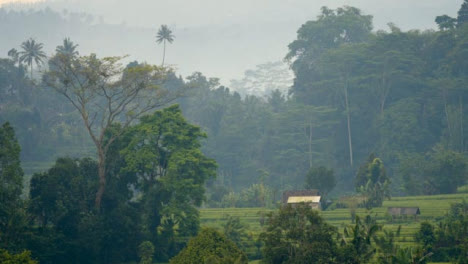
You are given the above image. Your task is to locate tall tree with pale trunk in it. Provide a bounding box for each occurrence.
[44,54,181,210]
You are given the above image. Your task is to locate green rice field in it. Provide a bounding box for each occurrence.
[200,193,468,261]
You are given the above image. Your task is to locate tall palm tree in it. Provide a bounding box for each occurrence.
[19,38,47,79]
[156,24,175,66]
[56,37,79,58]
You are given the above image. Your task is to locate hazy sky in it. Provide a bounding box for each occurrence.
[0,0,43,5]
[17,0,459,30]
[1,0,464,84]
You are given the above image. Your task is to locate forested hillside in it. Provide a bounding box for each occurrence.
[178,5,468,200]
[1,4,468,198]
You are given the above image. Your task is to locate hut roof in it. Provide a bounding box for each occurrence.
[282,190,320,204]
[387,207,420,216]
[287,196,321,203]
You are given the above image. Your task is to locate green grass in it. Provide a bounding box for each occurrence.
[200,193,468,251]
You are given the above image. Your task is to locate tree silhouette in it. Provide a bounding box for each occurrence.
[45,54,181,209]
[458,0,468,26]
[55,37,79,59]
[156,24,174,66]
[7,48,19,65]
[19,38,47,79]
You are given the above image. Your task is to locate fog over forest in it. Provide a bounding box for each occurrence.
[2,0,468,263]
[0,0,463,85]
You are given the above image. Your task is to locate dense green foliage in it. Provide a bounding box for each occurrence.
[222,215,251,251]
[259,204,429,264]
[400,147,468,195]
[1,106,216,263]
[169,228,247,264]
[338,215,382,263]
[121,105,217,260]
[0,55,91,162]
[0,249,37,264]
[355,155,390,208]
[305,166,336,196]
[173,4,468,200]
[138,241,155,264]
[416,200,468,262]
[0,122,27,252]
[260,204,337,263]
[3,3,468,199]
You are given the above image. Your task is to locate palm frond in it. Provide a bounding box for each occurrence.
[156,24,175,44]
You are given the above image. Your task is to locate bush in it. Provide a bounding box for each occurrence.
[170,228,247,264]
[0,249,37,264]
[138,241,155,264]
[260,204,337,263]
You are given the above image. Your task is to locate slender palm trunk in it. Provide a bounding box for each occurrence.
[162,40,166,66]
[344,79,354,167]
[30,63,33,79]
[309,122,313,168]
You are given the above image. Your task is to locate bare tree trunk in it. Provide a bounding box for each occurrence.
[47,54,180,211]
[344,80,354,167]
[380,74,388,114]
[461,97,464,151]
[95,148,106,210]
[443,89,453,141]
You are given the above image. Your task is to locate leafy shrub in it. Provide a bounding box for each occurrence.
[170,228,247,264]
[0,249,37,264]
[260,204,337,263]
[138,241,155,264]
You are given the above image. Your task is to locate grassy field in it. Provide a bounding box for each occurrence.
[200,193,468,260]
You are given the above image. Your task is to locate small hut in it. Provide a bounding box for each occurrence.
[282,190,321,209]
[387,207,420,220]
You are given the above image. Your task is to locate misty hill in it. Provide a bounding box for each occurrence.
[0,7,294,85]
[1,0,463,86]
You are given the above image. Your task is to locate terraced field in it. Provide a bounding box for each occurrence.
[200,193,468,253]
